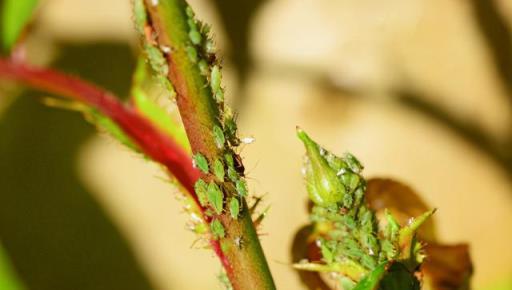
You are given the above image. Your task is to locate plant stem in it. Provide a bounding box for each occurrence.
[140,1,276,289]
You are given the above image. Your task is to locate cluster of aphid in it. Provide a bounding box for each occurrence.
[182,5,251,241]
[134,0,251,242]
[296,129,431,285]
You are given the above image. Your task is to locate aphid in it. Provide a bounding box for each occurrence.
[234,236,243,249]
[194,179,208,206]
[224,153,235,168]
[192,153,209,174]
[185,6,194,17]
[214,89,224,103]
[224,117,239,146]
[212,125,225,149]
[227,167,239,183]
[160,45,171,54]
[189,29,202,45]
[229,198,240,220]
[198,59,209,76]
[186,46,198,63]
[235,179,248,197]
[212,158,225,182]
[241,136,255,144]
[210,219,225,239]
[151,0,159,6]
[233,154,245,175]
[343,153,363,173]
[207,181,224,215]
[204,39,216,55]
[210,65,221,93]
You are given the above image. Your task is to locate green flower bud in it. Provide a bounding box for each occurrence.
[297,127,346,206]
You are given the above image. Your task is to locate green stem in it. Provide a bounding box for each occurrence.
[138,1,276,289]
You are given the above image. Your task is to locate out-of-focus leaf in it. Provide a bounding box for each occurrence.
[366,178,473,290]
[86,109,139,151]
[290,225,330,290]
[0,243,25,290]
[366,178,437,241]
[131,57,190,152]
[352,262,388,290]
[422,244,473,290]
[378,263,420,290]
[1,0,38,52]
[42,97,139,151]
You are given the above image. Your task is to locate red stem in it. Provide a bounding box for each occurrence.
[0,58,230,269]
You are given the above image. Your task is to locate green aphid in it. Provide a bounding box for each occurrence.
[207,182,224,215]
[384,209,400,241]
[224,117,239,145]
[210,219,225,239]
[187,19,198,31]
[235,179,248,197]
[343,153,363,173]
[189,29,202,45]
[224,153,235,168]
[194,179,208,206]
[213,125,225,149]
[214,89,224,103]
[341,172,360,192]
[227,167,239,182]
[186,46,198,63]
[193,153,209,173]
[198,59,209,76]
[297,128,346,207]
[213,158,225,182]
[210,65,221,93]
[320,242,334,264]
[204,39,215,55]
[185,6,195,17]
[229,198,240,220]
[193,223,208,234]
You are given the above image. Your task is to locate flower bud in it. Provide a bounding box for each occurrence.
[297,127,346,206]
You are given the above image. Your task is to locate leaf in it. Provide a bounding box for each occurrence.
[0,243,25,290]
[290,225,331,290]
[352,262,388,290]
[422,244,473,290]
[131,57,190,152]
[365,178,437,242]
[1,0,38,52]
[87,110,139,151]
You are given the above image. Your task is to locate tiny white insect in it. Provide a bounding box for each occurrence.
[160,45,171,54]
[151,0,159,6]
[241,136,255,144]
[234,236,243,249]
[190,212,202,223]
[336,168,346,176]
[301,167,307,176]
[368,248,375,256]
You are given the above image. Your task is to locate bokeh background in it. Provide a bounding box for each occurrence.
[0,0,511,289]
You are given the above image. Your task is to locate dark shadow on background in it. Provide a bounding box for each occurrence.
[211,0,266,109]
[398,90,512,178]
[469,0,512,98]
[0,43,156,290]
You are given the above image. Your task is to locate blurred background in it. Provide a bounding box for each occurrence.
[0,0,511,289]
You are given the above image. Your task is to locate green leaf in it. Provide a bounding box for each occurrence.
[87,110,139,151]
[131,57,190,152]
[1,0,38,52]
[353,262,388,290]
[0,243,25,290]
